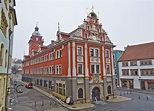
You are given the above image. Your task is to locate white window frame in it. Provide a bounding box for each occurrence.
[91,64,100,74]
[50,52,54,60]
[90,48,100,57]
[106,49,110,58]
[55,65,62,74]
[56,50,62,58]
[77,46,83,56]
[77,63,83,74]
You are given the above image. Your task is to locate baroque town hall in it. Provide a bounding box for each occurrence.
[22,9,116,103]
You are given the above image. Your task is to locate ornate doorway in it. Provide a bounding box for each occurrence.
[92,87,100,101]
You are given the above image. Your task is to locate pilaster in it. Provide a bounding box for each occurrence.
[72,42,76,76]
[84,43,89,77]
[68,42,71,77]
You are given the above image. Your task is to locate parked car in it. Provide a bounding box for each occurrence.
[25,83,33,88]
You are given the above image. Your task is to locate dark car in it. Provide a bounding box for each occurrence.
[25,83,33,88]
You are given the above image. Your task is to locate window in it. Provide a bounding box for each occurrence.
[84,33,88,38]
[5,49,8,68]
[90,49,94,56]
[40,80,42,86]
[56,50,62,58]
[77,46,82,56]
[90,48,99,57]
[106,65,110,74]
[0,44,4,66]
[78,64,83,74]
[96,65,100,73]
[56,65,62,74]
[95,49,99,57]
[78,88,83,98]
[37,79,39,85]
[140,60,152,66]
[131,69,138,76]
[44,80,48,87]
[106,50,110,58]
[49,66,54,74]
[50,52,54,60]
[91,64,100,74]
[122,69,129,76]
[122,62,128,67]
[100,37,103,41]
[91,65,95,73]
[130,61,137,66]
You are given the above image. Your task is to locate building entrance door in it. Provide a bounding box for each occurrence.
[92,87,100,101]
[141,81,145,90]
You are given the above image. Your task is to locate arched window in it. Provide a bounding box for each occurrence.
[107,85,111,94]
[0,44,4,66]
[5,49,8,68]
[78,88,83,98]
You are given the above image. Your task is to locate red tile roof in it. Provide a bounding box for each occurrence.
[118,42,154,61]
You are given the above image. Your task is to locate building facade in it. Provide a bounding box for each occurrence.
[118,42,154,90]
[113,50,123,86]
[0,0,17,111]
[22,10,116,103]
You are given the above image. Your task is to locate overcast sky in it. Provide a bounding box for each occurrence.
[13,0,154,59]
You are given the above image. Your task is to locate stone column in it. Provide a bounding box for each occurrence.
[72,42,76,76]
[84,43,90,102]
[102,46,107,98]
[68,42,71,77]
[111,48,116,96]
[72,42,77,102]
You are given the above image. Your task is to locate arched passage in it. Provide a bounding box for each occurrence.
[92,87,100,101]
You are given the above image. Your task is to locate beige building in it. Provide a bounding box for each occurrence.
[118,42,154,90]
[0,0,17,111]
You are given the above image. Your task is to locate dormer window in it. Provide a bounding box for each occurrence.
[84,33,88,38]
[100,37,103,41]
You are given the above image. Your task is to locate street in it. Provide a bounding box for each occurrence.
[9,74,68,111]
[9,74,154,111]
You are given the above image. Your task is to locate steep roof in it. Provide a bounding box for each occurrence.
[118,42,154,61]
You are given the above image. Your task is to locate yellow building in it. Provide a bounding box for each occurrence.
[0,0,17,111]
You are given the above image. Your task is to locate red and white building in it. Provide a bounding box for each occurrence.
[118,42,154,90]
[22,10,116,103]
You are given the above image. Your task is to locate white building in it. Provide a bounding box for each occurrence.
[0,0,17,111]
[118,42,154,90]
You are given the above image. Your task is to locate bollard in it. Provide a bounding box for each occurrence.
[123,92,125,95]
[35,101,36,107]
[120,92,122,96]
[138,95,140,99]
[146,96,148,100]
[127,91,128,94]
[104,108,106,111]
[42,100,44,106]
